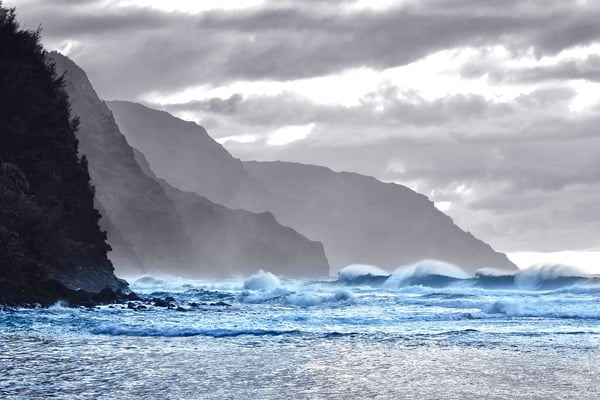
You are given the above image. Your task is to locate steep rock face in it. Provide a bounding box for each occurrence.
[108,101,516,274]
[107,101,267,208]
[243,161,517,274]
[46,58,328,277]
[132,149,329,277]
[50,53,191,275]
[0,7,126,305]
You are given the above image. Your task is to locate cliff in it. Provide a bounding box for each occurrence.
[108,101,516,274]
[0,7,128,305]
[50,53,192,275]
[133,149,329,277]
[244,161,517,273]
[51,60,328,277]
[107,100,266,209]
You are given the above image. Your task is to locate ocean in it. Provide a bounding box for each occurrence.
[1,262,599,399]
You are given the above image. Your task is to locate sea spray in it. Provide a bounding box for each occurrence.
[243,270,281,291]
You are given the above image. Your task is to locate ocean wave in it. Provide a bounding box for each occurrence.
[336,264,390,286]
[283,290,353,307]
[240,287,353,307]
[332,261,599,292]
[243,270,281,291]
[91,325,301,338]
[478,299,600,319]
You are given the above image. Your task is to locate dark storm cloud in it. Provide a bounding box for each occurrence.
[6,0,600,253]
[7,0,600,98]
[192,5,548,82]
[12,1,172,36]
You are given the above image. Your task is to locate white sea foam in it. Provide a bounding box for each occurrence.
[474,267,513,277]
[337,264,388,279]
[482,298,600,319]
[514,264,590,289]
[383,260,469,288]
[240,287,290,303]
[243,270,281,291]
[283,290,354,307]
[239,281,353,307]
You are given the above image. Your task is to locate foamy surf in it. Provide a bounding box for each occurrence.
[3,264,599,400]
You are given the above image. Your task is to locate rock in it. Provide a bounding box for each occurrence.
[152,298,171,307]
[210,301,232,307]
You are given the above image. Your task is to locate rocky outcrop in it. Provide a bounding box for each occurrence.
[0,7,128,305]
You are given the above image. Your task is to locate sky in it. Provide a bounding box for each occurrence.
[6,0,600,271]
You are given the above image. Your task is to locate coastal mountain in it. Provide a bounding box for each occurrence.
[243,161,517,273]
[0,7,127,305]
[132,149,328,277]
[51,52,191,275]
[108,101,516,274]
[107,101,266,209]
[53,55,329,277]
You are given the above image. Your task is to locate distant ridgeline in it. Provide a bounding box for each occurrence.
[51,54,329,277]
[0,6,128,306]
[14,18,516,279]
[107,103,517,275]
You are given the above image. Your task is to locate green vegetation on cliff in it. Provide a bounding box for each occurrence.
[0,5,126,305]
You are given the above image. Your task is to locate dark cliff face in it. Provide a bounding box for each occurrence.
[243,161,517,274]
[50,53,192,275]
[49,62,328,277]
[108,101,516,275]
[0,7,127,305]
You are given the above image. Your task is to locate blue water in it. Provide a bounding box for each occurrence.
[1,263,599,399]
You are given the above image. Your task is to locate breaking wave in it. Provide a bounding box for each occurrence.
[336,264,390,286]
[334,261,599,292]
[243,270,281,291]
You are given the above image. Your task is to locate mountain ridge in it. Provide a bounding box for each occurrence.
[243,159,517,273]
[52,57,329,277]
[132,147,329,277]
[51,52,192,275]
[108,100,517,274]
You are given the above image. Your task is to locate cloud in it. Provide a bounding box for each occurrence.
[6,0,600,254]
[151,84,600,252]
[7,0,600,98]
